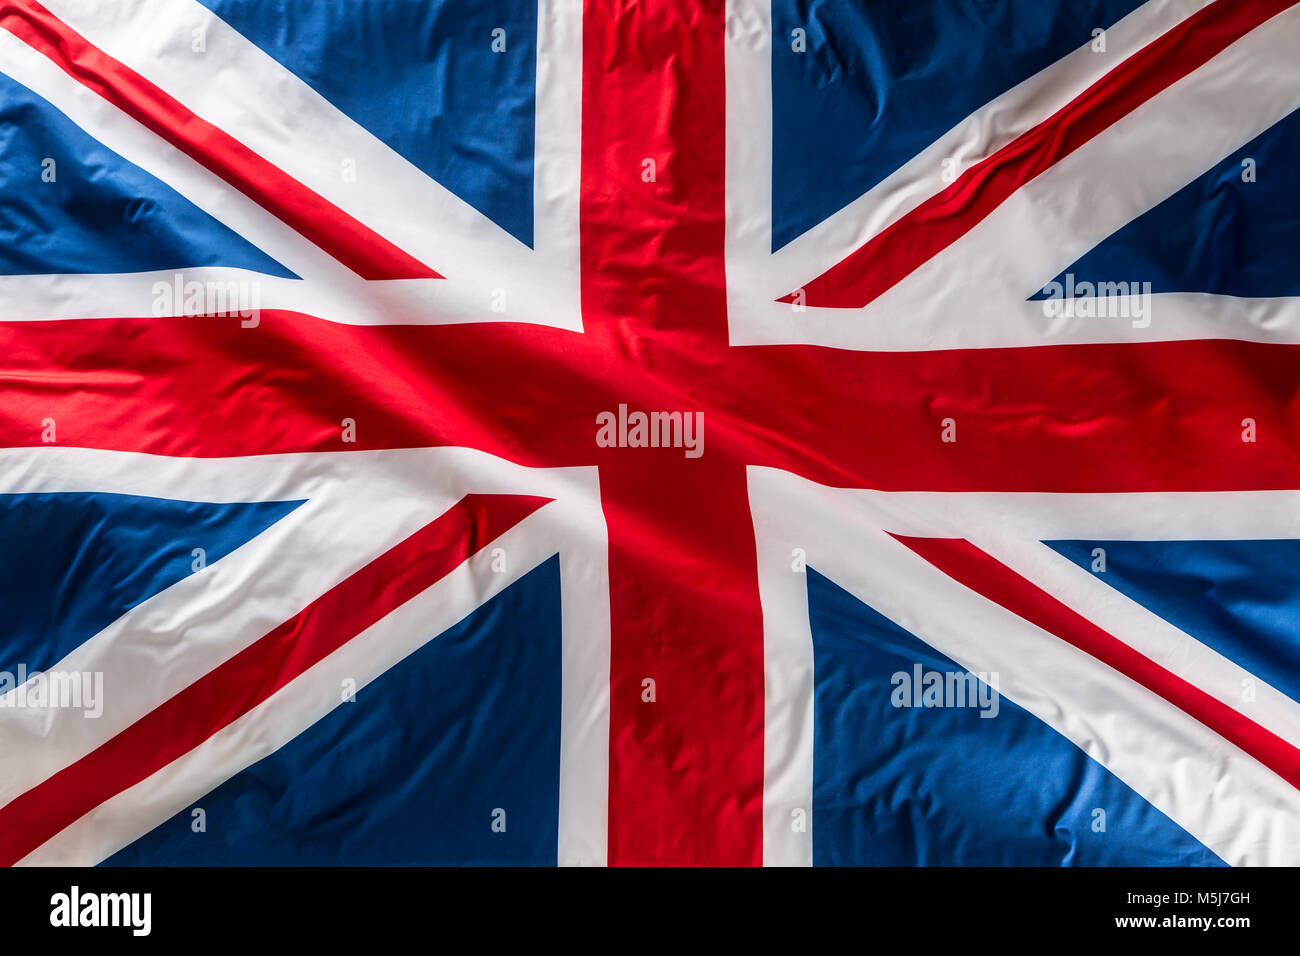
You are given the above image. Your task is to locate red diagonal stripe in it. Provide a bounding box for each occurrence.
[785,0,1298,309]
[894,534,1300,791]
[0,493,549,865]
[0,0,441,280]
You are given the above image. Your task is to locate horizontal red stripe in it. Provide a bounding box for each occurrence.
[894,534,1300,791]
[4,317,1299,494]
[786,0,1298,309]
[732,339,1300,492]
[0,313,601,462]
[0,493,549,865]
[0,0,440,280]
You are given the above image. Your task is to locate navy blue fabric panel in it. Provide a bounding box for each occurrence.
[771,0,1146,250]
[0,492,302,674]
[1047,539,1300,706]
[807,567,1223,866]
[1035,107,1300,298]
[200,0,537,246]
[0,71,295,277]
[106,555,563,866]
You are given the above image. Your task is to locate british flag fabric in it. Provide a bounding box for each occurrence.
[0,0,1297,868]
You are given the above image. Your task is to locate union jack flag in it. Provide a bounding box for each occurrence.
[0,0,1298,867]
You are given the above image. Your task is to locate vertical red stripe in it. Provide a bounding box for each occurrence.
[599,462,764,865]
[581,0,764,863]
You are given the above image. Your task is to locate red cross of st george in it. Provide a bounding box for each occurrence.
[1,0,1298,865]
